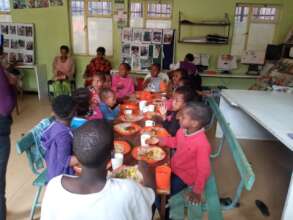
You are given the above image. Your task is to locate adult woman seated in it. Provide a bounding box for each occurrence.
[49,45,75,97]
[83,47,112,87]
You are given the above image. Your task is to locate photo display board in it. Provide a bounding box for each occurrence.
[121,28,175,71]
[0,23,35,65]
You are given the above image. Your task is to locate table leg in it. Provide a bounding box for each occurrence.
[160,195,167,220]
[282,172,293,220]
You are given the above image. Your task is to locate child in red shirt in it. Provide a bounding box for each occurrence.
[148,102,212,210]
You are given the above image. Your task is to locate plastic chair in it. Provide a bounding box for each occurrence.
[16,118,53,219]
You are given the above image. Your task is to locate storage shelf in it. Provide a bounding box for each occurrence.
[178,40,229,45]
[178,11,231,46]
[180,21,230,27]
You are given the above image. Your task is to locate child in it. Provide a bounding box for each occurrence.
[160,86,198,136]
[88,73,106,108]
[41,95,78,182]
[112,63,135,100]
[41,120,155,220]
[99,88,120,121]
[168,69,188,95]
[71,88,103,128]
[143,64,162,92]
[104,72,112,88]
[147,102,212,214]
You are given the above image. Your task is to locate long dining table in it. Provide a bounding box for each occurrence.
[113,92,171,220]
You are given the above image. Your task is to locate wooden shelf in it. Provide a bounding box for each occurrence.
[178,40,228,45]
[180,21,230,27]
[178,12,231,46]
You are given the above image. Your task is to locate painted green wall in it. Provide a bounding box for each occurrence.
[10,0,293,90]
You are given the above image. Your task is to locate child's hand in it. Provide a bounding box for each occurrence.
[70,155,80,167]
[158,103,167,118]
[185,191,204,205]
[146,136,160,145]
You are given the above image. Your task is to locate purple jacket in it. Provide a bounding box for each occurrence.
[0,68,16,117]
[180,61,198,76]
[41,121,74,182]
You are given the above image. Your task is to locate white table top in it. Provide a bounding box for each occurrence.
[200,73,260,79]
[221,90,293,151]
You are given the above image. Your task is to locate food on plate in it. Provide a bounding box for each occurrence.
[141,126,170,137]
[114,140,131,154]
[119,114,144,122]
[114,122,141,136]
[132,146,166,164]
[111,165,143,183]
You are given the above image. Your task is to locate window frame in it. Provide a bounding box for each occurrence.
[231,3,280,56]
[69,0,114,57]
[129,0,173,28]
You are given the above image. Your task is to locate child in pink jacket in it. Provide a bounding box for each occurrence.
[148,102,212,213]
[112,63,135,100]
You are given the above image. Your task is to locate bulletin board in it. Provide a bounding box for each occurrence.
[121,28,175,71]
[0,22,35,65]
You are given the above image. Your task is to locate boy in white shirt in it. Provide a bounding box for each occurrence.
[41,120,155,220]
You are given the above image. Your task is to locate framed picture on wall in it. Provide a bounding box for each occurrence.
[163,29,173,44]
[152,29,162,44]
[142,29,152,43]
[133,28,143,43]
[122,28,132,43]
[140,45,149,58]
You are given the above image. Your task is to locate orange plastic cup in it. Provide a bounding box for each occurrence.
[160,81,168,92]
[155,165,171,191]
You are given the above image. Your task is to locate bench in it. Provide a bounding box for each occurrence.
[168,97,255,220]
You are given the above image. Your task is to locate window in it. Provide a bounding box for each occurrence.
[0,0,11,22]
[130,1,172,29]
[70,0,113,56]
[231,4,279,56]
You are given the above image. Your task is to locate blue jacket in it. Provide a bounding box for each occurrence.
[99,102,120,121]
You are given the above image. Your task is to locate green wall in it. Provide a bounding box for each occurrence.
[10,0,293,90]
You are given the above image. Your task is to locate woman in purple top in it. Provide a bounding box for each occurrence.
[41,95,78,182]
[180,53,202,92]
[0,66,17,220]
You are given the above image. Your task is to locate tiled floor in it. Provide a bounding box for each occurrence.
[5,95,293,220]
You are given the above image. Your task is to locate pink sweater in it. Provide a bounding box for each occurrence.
[112,75,135,99]
[161,128,211,194]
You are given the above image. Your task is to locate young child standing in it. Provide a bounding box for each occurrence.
[147,102,212,215]
[112,63,135,100]
[159,86,197,136]
[41,95,78,182]
[41,120,155,220]
[99,88,120,121]
[143,64,162,92]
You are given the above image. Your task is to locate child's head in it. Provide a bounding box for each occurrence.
[104,73,112,88]
[179,102,212,130]
[172,69,187,86]
[172,86,195,112]
[92,73,106,91]
[96,47,106,58]
[150,63,161,78]
[72,88,91,117]
[52,95,76,122]
[73,120,113,169]
[119,63,131,77]
[100,88,117,108]
[184,53,195,62]
[60,45,70,58]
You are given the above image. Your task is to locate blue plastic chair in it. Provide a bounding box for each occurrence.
[16,118,53,219]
